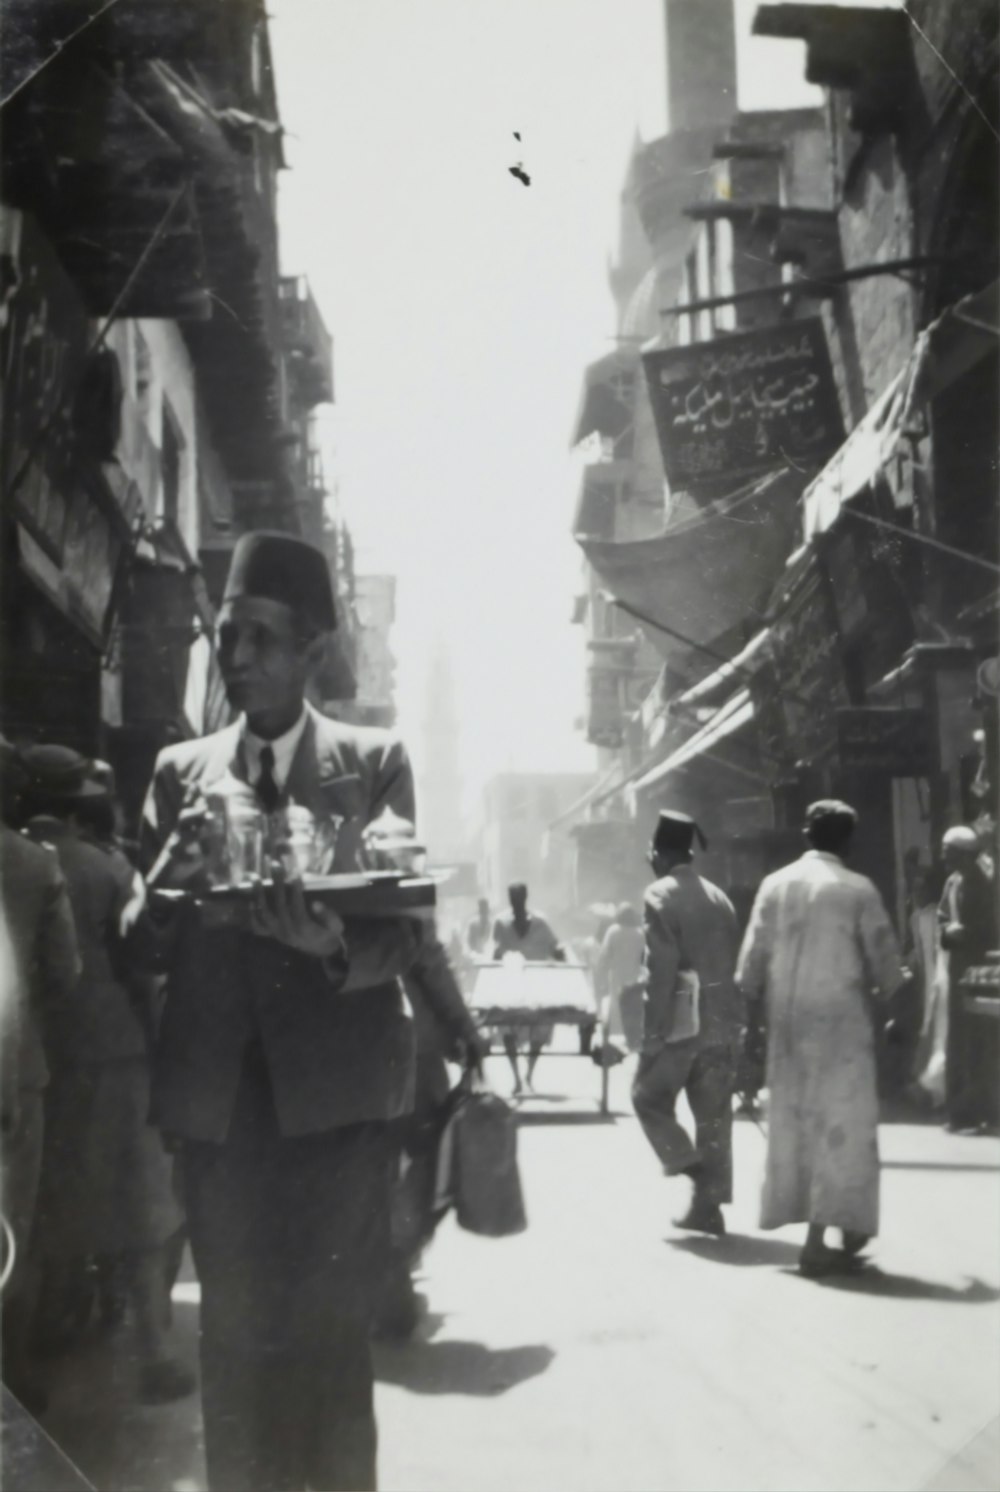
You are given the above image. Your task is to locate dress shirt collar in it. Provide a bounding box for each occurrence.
[241,707,308,790]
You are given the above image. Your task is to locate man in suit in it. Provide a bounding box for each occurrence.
[140,532,422,1492]
[631,811,744,1238]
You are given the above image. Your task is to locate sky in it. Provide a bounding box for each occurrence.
[267,1,877,803]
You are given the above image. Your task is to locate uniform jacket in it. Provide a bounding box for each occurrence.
[643,865,743,1049]
[25,819,148,1069]
[0,826,80,1091]
[140,703,421,1143]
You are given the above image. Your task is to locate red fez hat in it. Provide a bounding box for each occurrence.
[223,532,337,633]
[653,810,707,855]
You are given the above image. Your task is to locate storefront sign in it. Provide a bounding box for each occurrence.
[643,318,844,488]
[836,708,933,776]
[750,558,849,768]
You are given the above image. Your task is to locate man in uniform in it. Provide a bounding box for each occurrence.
[140,532,421,1492]
[631,811,743,1237]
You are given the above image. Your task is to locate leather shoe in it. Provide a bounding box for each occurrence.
[673,1201,725,1236]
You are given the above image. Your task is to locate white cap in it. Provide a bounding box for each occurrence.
[942,826,980,852]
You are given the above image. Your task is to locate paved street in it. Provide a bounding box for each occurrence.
[36,1046,1000,1492]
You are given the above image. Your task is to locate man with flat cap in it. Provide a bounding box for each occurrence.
[140,532,422,1491]
[632,810,743,1237]
[737,801,905,1276]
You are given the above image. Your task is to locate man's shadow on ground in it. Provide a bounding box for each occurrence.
[666,1234,1000,1304]
[373,1300,555,1396]
[374,1339,555,1396]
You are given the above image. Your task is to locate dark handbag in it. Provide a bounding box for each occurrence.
[433,1073,527,1238]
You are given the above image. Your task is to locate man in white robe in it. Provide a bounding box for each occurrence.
[736,800,905,1276]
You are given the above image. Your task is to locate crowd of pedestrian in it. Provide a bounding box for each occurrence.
[0,738,194,1416]
[629,800,998,1276]
[1,530,995,1491]
[0,532,487,1492]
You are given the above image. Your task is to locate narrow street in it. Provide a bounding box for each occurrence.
[38,1043,1000,1492]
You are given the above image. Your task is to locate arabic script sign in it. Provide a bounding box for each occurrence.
[836,709,933,777]
[643,319,845,488]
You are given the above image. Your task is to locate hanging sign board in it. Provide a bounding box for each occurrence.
[836,708,934,777]
[643,318,844,488]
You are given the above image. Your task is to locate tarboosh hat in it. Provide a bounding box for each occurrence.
[652,809,707,855]
[222,531,337,633]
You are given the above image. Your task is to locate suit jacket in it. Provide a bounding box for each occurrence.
[0,826,81,1092]
[140,703,420,1142]
[643,865,743,1050]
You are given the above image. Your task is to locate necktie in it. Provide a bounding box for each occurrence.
[256,744,281,813]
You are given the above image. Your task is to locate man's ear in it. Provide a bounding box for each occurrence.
[301,631,327,672]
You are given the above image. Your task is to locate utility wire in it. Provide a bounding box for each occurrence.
[0,0,125,110]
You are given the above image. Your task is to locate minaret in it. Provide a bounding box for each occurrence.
[665,0,737,132]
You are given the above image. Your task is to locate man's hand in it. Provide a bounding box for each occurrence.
[251,862,346,959]
[146,801,212,891]
[458,1030,490,1076]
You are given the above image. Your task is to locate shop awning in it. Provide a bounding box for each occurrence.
[673,629,771,711]
[571,348,639,449]
[577,466,803,661]
[803,280,1000,538]
[632,689,757,794]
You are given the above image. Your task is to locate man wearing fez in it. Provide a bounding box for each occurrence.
[141,533,421,1492]
[737,801,905,1277]
[632,810,743,1237]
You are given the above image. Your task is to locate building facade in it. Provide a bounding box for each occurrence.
[0,0,349,826]
[563,0,998,935]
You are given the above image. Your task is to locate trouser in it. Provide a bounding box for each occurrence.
[631,1041,739,1205]
[183,1046,392,1492]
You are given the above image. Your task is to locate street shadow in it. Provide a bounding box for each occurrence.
[782,1268,1000,1305]
[373,1339,555,1396]
[666,1233,802,1268]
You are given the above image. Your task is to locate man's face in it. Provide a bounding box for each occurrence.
[216,597,312,720]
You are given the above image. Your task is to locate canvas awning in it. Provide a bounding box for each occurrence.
[632,689,757,795]
[571,347,639,449]
[577,466,803,662]
[803,279,999,538]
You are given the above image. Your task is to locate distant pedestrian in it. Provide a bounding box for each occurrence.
[907,862,948,1109]
[736,801,905,1277]
[493,882,565,1095]
[595,904,645,1052]
[631,812,743,1237]
[465,897,493,960]
[938,826,999,1133]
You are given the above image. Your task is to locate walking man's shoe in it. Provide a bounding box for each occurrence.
[673,1201,725,1236]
